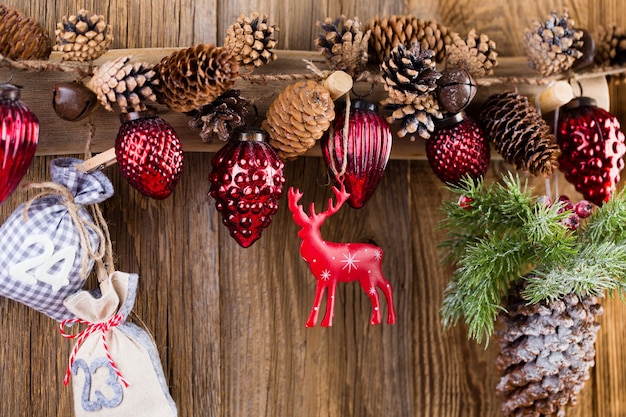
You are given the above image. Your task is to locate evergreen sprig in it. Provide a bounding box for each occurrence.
[439,174,626,344]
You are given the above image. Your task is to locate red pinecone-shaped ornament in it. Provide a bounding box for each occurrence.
[115,109,184,199]
[209,130,285,247]
[557,97,626,206]
[321,100,392,208]
[426,112,490,184]
[0,84,39,204]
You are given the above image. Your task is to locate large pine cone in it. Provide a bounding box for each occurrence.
[524,10,583,76]
[188,89,248,143]
[87,56,158,112]
[224,13,278,68]
[0,5,52,60]
[155,44,239,113]
[480,91,560,177]
[368,15,455,63]
[262,80,335,159]
[53,9,113,61]
[446,29,498,77]
[315,16,370,76]
[496,282,602,417]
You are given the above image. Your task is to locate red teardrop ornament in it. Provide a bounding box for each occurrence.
[209,130,285,248]
[557,97,626,206]
[115,109,184,199]
[321,99,392,208]
[426,112,490,184]
[0,84,39,204]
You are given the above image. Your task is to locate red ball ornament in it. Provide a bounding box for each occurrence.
[426,112,490,184]
[321,99,392,208]
[557,97,626,206]
[115,109,184,199]
[0,84,39,204]
[209,130,285,248]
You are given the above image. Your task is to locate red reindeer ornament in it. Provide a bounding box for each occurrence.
[288,182,396,327]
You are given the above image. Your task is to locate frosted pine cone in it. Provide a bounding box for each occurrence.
[53,9,113,61]
[156,44,239,113]
[188,89,248,143]
[496,282,602,417]
[224,13,278,68]
[87,56,158,112]
[446,29,498,77]
[262,80,335,159]
[0,5,52,60]
[315,16,370,76]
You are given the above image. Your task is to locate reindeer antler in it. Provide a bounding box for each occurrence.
[321,181,349,219]
[288,187,310,226]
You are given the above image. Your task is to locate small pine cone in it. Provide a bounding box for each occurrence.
[262,80,335,159]
[383,93,442,141]
[368,15,455,63]
[156,44,239,113]
[53,9,113,61]
[224,13,278,68]
[481,91,560,177]
[595,25,626,67]
[188,89,248,143]
[496,281,602,417]
[315,16,370,76]
[0,5,52,60]
[524,10,583,76]
[446,29,498,77]
[87,56,158,112]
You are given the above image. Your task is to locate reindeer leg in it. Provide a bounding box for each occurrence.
[379,279,396,324]
[321,282,337,327]
[306,281,326,327]
[359,280,382,325]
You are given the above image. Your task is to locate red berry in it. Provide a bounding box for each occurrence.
[537,195,552,207]
[556,195,573,213]
[458,195,473,209]
[574,200,593,218]
[561,213,581,230]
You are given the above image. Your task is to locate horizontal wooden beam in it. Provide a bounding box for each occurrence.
[5,48,611,160]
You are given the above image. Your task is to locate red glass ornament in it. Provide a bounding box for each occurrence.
[0,84,39,204]
[287,181,396,327]
[426,112,490,184]
[321,99,392,208]
[557,97,626,206]
[209,130,285,248]
[115,109,184,199]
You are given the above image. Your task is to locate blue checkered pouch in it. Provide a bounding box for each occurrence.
[0,157,114,321]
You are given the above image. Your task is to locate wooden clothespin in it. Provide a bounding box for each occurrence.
[76,148,117,173]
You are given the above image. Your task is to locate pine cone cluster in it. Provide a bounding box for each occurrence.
[87,56,158,112]
[496,283,602,417]
[368,15,455,63]
[53,9,113,61]
[262,80,335,159]
[0,5,52,60]
[155,44,239,113]
[224,13,278,68]
[315,16,370,76]
[446,29,498,77]
[188,89,249,143]
[481,91,560,177]
[381,43,442,140]
[524,10,583,76]
[595,25,626,67]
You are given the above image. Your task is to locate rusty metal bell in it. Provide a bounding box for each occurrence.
[52,81,98,121]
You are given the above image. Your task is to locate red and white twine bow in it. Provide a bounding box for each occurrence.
[60,313,130,387]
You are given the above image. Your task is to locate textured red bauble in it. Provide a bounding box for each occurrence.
[321,99,392,208]
[557,97,626,206]
[426,112,490,184]
[0,84,39,204]
[209,130,285,248]
[115,109,184,199]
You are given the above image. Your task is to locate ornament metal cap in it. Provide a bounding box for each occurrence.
[351,99,378,113]
[565,96,597,110]
[0,83,21,101]
[233,129,266,142]
[436,111,466,129]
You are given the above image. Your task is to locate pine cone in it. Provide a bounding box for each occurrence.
[87,56,158,112]
[496,281,602,417]
[0,5,51,60]
[384,94,442,141]
[481,91,560,177]
[524,10,583,76]
[188,89,248,143]
[224,13,278,68]
[155,44,239,113]
[315,16,370,76]
[262,80,335,159]
[595,25,626,67]
[446,29,498,77]
[53,9,113,61]
[368,15,455,63]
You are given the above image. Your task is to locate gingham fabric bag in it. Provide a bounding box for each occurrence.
[0,157,113,321]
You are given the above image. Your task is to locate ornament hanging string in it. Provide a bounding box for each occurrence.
[327,94,351,179]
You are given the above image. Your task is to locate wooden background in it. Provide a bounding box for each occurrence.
[1,1,625,416]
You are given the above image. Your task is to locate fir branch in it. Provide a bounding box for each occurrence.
[581,188,626,244]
